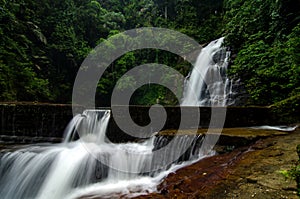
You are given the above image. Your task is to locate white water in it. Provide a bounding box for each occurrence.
[0,37,236,199]
[0,36,297,198]
[0,110,211,199]
[182,37,234,106]
[249,125,298,132]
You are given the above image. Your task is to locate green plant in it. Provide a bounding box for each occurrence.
[280,145,300,196]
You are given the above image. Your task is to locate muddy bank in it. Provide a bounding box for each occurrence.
[133,128,299,199]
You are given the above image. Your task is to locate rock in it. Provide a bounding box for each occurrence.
[132,128,300,199]
[247,176,258,183]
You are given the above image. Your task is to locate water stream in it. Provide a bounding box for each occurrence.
[182,37,234,106]
[0,38,236,198]
[0,110,210,199]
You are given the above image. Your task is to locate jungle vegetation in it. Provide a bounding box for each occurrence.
[0,0,299,106]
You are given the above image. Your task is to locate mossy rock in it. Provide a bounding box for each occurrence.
[269,94,300,124]
[295,144,300,196]
[297,144,300,159]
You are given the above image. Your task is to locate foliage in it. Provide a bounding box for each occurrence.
[224,0,300,105]
[270,93,300,124]
[280,144,300,196]
[0,1,51,101]
[0,0,299,106]
[0,0,224,105]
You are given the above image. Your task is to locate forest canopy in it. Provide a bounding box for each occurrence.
[0,0,299,106]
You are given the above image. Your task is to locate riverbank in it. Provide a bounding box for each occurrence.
[133,127,299,199]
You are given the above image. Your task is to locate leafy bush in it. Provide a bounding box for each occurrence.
[224,0,300,105]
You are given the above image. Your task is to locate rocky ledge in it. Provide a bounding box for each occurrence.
[132,127,300,199]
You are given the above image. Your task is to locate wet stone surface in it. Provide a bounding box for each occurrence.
[79,127,299,199]
[131,128,299,199]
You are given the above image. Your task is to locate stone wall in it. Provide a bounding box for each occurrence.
[0,103,276,143]
[0,103,83,143]
[107,106,274,142]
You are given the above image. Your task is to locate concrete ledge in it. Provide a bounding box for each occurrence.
[107,106,274,142]
[0,103,82,139]
[0,103,276,143]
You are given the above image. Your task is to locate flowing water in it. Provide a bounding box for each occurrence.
[182,37,234,106]
[0,37,234,198]
[0,110,211,199]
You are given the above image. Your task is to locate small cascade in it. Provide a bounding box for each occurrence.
[0,110,210,199]
[63,110,111,144]
[182,37,235,106]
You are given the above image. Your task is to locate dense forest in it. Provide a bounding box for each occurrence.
[0,0,299,106]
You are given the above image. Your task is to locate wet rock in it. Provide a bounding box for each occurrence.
[247,176,258,183]
[132,129,300,199]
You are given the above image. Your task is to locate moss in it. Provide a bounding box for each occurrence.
[286,144,300,196]
[297,144,300,196]
[269,94,300,124]
[295,150,300,196]
[278,145,300,196]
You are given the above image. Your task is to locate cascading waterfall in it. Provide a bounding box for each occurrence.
[0,110,110,199]
[0,37,234,199]
[0,110,208,199]
[182,37,234,106]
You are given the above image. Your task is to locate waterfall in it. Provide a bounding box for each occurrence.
[0,37,234,199]
[63,110,111,144]
[182,37,234,106]
[0,110,210,199]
